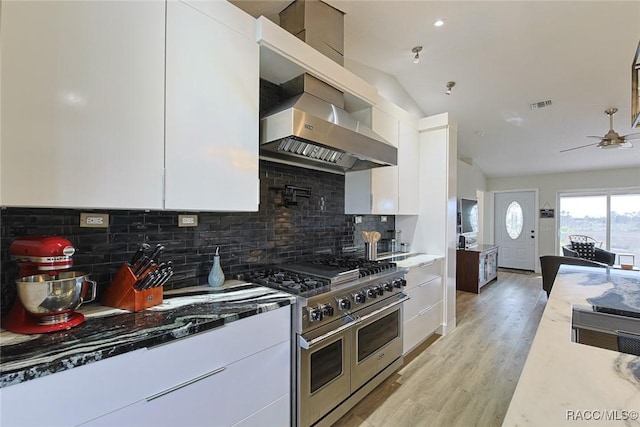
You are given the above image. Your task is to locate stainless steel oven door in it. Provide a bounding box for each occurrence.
[351,293,407,392]
[298,316,354,427]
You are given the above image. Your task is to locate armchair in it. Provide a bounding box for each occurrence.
[562,245,616,266]
[540,255,607,297]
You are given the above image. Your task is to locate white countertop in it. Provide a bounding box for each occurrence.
[378,252,444,268]
[503,266,640,426]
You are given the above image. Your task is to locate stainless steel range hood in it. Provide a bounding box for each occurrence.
[259,0,397,174]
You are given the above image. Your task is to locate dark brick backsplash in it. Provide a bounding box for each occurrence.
[1,161,394,314]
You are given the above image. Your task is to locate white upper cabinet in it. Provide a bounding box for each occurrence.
[397,118,420,215]
[164,0,259,211]
[1,1,165,209]
[345,106,419,215]
[1,0,259,212]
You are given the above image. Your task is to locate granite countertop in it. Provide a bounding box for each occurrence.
[503,266,640,426]
[0,281,296,389]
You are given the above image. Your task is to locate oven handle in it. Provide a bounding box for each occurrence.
[298,295,411,350]
[353,295,410,324]
[298,317,356,350]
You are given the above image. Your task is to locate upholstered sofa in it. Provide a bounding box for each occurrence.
[562,244,616,266]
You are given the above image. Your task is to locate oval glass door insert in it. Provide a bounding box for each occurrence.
[505,201,524,239]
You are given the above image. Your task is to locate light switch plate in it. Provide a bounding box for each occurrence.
[380,216,387,223]
[178,214,198,227]
[80,213,109,228]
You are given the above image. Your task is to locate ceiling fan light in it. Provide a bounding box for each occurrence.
[597,141,622,149]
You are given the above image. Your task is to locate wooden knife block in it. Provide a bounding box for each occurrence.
[102,264,163,312]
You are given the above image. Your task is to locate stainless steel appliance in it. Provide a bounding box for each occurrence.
[3,236,97,334]
[259,0,397,174]
[241,258,408,426]
[572,304,640,356]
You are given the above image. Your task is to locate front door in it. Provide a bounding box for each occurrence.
[494,191,536,270]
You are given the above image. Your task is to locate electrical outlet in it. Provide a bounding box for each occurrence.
[354,216,363,224]
[178,214,198,227]
[80,213,109,228]
[381,216,387,223]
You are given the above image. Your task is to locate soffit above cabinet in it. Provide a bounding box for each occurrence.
[255,16,377,112]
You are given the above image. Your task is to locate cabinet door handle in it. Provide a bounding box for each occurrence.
[418,277,440,287]
[418,261,435,268]
[418,305,434,316]
[146,366,227,401]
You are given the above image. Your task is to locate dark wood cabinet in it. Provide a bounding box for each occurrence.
[456,245,499,293]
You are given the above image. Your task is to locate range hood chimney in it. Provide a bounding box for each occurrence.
[259,0,397,174]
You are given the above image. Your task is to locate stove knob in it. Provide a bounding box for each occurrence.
[308,307,323,322]
[353,292,366,304]
[366,288,378,299]
[376,286,384,296]
[322,303,335,317]
[338,297,351,310]
[383,282,394,292]
[393,278,407,288]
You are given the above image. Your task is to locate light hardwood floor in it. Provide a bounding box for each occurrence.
[333,270,547,427]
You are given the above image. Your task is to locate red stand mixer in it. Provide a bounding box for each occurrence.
[3,236,97,334]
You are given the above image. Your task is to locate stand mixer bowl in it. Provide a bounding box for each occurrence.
[15,272,97,325]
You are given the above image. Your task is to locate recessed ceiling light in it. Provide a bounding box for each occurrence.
[434,19,445,27]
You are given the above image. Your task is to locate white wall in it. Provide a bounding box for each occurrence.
[487,166,640,259]
[457,159,488,244]
[345,59,424,119]
[457,159,487,199]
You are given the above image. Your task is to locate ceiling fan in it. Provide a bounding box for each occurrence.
[561,108,640,153]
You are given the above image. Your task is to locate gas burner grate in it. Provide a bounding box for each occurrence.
[311,257,396,277]
[238,268,331,295]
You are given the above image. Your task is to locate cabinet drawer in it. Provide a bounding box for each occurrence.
[403,301,442,355]
[142,306,290,397]
[406,259,442,290]
[81,341,290,427]
[0,348,149,427]
[403,277,442,321]
[233,394,290,427]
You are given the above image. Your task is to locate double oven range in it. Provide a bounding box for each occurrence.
[241,258,409,427]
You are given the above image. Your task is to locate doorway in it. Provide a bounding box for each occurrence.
[494,190,536,271]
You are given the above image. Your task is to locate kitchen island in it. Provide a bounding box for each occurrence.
[503,266,640,426]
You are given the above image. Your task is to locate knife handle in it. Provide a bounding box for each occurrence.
[155,270,174,288]
[134,257,154,276]
[149,244,165,263]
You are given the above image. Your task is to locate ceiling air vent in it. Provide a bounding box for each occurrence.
[529,100,553,110]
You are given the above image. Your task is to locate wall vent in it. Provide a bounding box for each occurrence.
[530,100,552,110]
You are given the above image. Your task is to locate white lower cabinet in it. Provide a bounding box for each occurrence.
[402,259,444,354]
[82,341,290,427]
[403,301,443,354]
[0,348,150,427]
[0,306,291,427]
[233,394,290,427]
